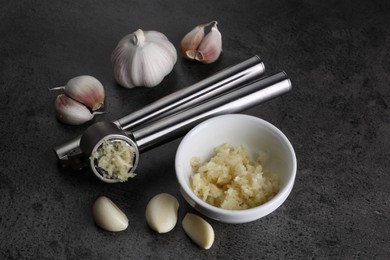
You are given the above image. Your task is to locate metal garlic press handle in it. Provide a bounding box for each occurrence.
[53,55,265,168]
[131,71,291,152]
[115,55,265,130]
[77,71,291,183]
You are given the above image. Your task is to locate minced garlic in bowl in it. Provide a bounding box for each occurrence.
[176,114,297,223]
[190,143,280,210]
[92,140,137,182]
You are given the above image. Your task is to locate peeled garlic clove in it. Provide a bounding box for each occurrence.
[182,213,214,249]
[50,75,105,111]
[111,29,177,88]
[196,23,222,64]
[180,24,205,59]
[54,94,102,125]
[145,193,179,233]
[92,196,128,232]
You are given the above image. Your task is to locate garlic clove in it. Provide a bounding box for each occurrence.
[196,23,222,64]
[145,193,179,233]
[182,213,215,249]
[54,94,103,125]
[50,75,105,111]
[111,29,177,88]
[66,75,105,111]
[92,196,129,232]
[180,21,222,64]
[180,24,205,59]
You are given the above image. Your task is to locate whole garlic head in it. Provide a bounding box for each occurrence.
[111,29,177,88]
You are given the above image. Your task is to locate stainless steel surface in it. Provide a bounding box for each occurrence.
[133,71,291,152]
[79,122,131,157]
[79,121,139,183]
[116,55,265,130]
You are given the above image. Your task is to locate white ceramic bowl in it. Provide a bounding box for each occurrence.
[175,114,297,224]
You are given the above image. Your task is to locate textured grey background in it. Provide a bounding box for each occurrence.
[1,0,389,259]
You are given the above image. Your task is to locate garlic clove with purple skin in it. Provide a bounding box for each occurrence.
[54,94,103,125]
[180,21,222,64]
[195,23,222,64]
[65,75,105,111]
[180,24,205,59]
[50,75,105,111]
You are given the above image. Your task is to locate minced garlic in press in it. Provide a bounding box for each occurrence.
[92,140,136,182]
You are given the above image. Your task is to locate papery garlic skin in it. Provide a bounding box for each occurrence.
[55,94,102,125]
[180,25,205,59]
[180,21,222,64]
[65,75,105,111]
[196,25,222,64]
[111,29,177,88]
[50,75,105,111]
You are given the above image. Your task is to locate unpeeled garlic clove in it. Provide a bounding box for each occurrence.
[54,94,103,125]
[50,75,105,111]
[145,193,179,233]
[196,24,222,64]
[180,24,205,59]
[182,213,215,249]
[180,21,222,64]
[92,196,129,232]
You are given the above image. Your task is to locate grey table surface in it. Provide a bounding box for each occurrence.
[1,0,389,259]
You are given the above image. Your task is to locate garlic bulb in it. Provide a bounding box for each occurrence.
[180,21,222,64]
[50,75,105,111]
[111,29,177,88]
[55,94,103,125]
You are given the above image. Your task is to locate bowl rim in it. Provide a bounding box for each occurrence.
[175,114,297,220]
